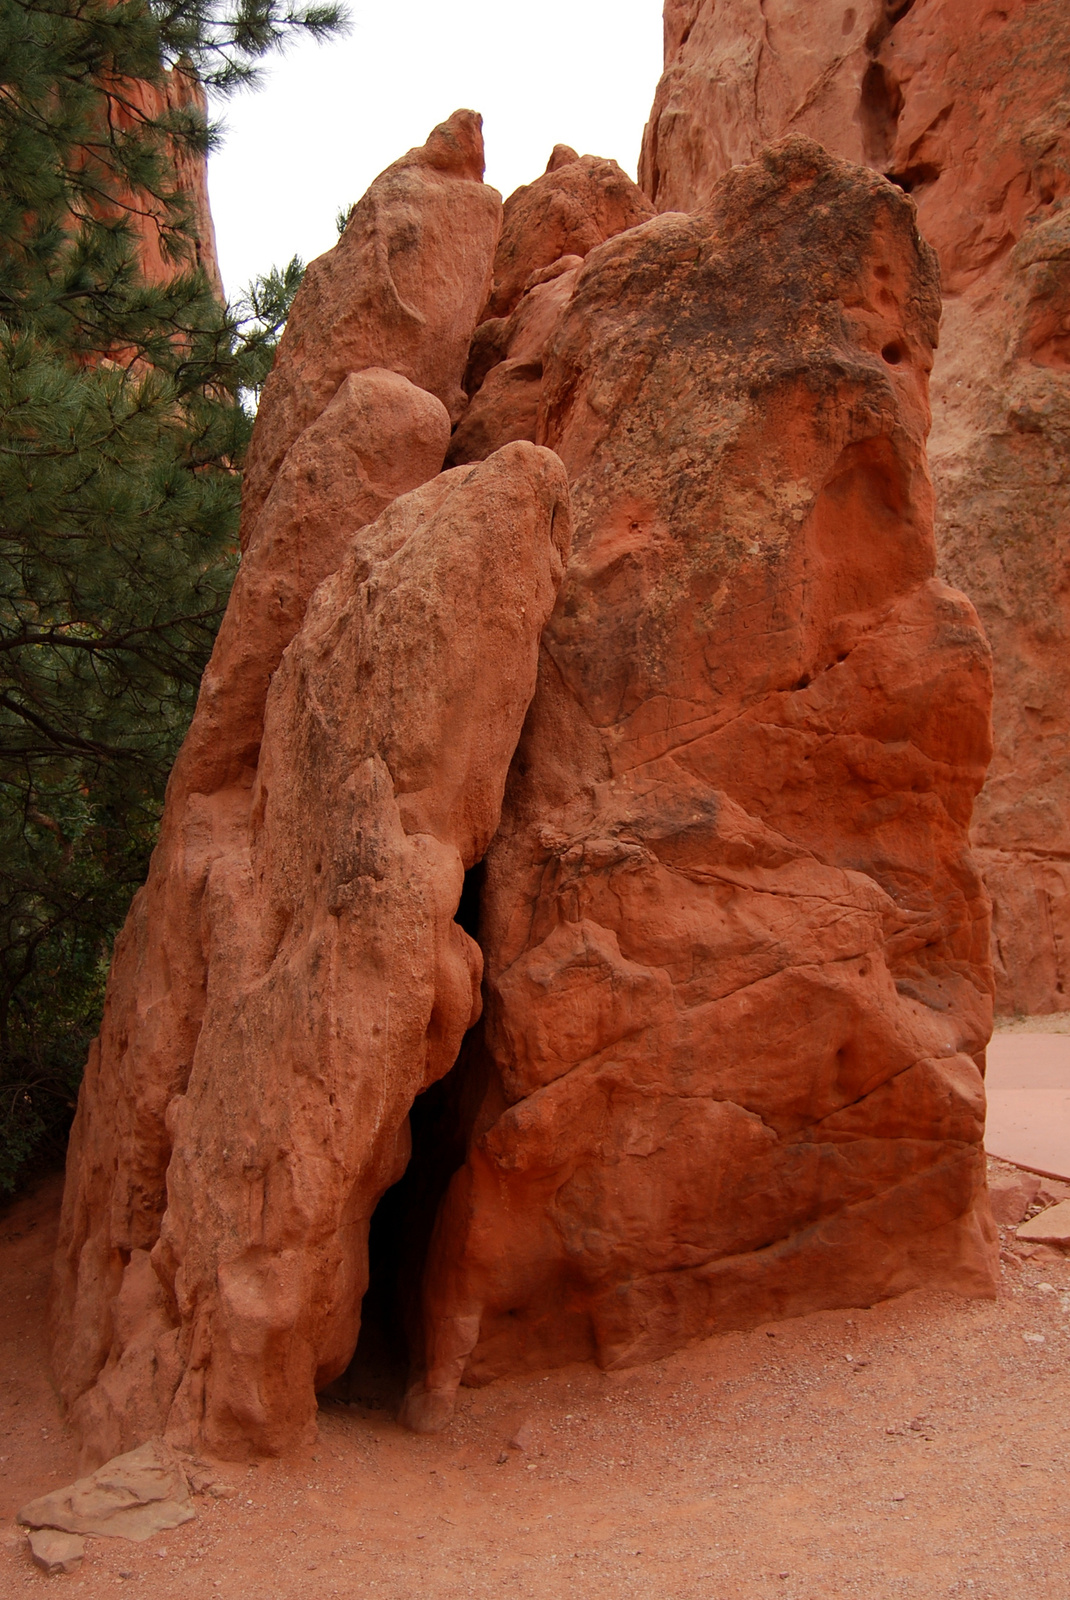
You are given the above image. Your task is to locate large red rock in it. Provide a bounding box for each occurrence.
[447,256,582,466]
[56,438,570,1464]
[482,149,654,321]
[241,110,502,532]
[158,443,569,1458]
[403,138,997,1432]
[447,147,655,467]
[51,115,508,1465]
[639,0,1070,1015]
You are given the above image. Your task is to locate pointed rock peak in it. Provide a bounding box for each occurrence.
[413,109,487,181]
[545,143,579,173]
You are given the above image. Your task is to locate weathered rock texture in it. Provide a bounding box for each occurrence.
[50,114,546,1464]
[484,149,654,321]
[18,1439,195,1542]
[446,149,656,467]
[242,109,502,533]
[640,0,1070,1014]
[404,138,998,1431]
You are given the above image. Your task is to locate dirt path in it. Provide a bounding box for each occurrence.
[2,1168,1068,1599]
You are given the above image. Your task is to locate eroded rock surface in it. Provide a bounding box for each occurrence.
[483,150,654,322]
[241,110,502,532]
[448,148,655,468]
[58,439,570,1463]
[405,139,997,1432]
[51,115,511,1465]
[640,0,1070,1013]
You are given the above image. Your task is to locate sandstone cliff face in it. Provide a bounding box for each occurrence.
[50,114,541,1464]
[640,0,1070,1013]
[404,140,997,1431]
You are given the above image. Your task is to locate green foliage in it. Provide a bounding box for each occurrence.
[0,0,340,1193]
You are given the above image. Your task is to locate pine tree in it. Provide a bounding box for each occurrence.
[0,0,344,1189]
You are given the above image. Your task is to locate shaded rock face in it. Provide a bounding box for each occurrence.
[640,0,1070,1014]
[404,139,997,1431]
[50,114,545,1464]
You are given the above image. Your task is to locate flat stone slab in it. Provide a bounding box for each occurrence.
[1017,1198,1070,1245]
[985,1033,1070,1181]
[18,1437,195,1543]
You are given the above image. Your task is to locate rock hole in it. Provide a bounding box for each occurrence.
[321,864,488,1412]
[860,63,904,169]
[792,674,812,691]
[454,860,484,940]
[881,342,904,365]
[887,161,942,194]
[842,7,857,34]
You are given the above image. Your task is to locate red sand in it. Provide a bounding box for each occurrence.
[3,1167,1070,1598]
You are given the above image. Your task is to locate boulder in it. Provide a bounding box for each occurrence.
[18,1439,194,1542]
[1017,1200,1070,1247]
[51,115,503,1466]
[988,1168,1041,1229]
[638,0,1070,1016]
[404,138,997,1432]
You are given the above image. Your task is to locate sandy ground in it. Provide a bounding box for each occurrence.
[994,1013,1070,1034]
[2,1161,1069,1600]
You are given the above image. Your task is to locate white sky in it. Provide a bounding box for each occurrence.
[206,0,665,300]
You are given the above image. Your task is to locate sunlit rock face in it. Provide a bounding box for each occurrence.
[50,113,543,1464]
[640,0,1070,1015]
[404,138,997,1433]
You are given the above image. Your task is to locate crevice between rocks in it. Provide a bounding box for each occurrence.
[321,862,489,1411]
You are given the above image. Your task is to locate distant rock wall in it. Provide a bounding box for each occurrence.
[640,0,1070,1014]
[119,67,223,297]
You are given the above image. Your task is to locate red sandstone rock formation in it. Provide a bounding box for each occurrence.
[640,0,1070,1014]
[120,67,222,296]
[403,138,997,1432]
[447,254,582,466]
[54,103,1003,1465]
[447,148,654,466]
[241,109,501,534]
[50,114,528,1464]
[483,149,654,322]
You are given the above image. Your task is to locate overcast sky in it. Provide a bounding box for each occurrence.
[206,0,664,299]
